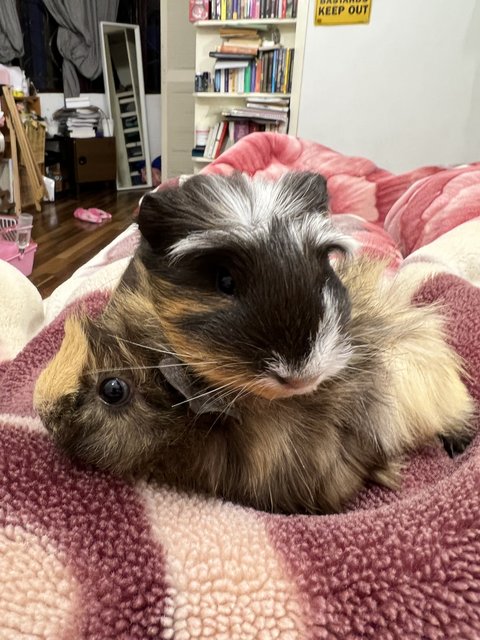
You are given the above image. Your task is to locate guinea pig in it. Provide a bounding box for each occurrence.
[34,171,475,514]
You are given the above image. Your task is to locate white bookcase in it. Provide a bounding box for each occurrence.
[192,5,308,173]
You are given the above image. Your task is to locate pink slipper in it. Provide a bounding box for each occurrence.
[89,208,112,221]
[73,208,112,224]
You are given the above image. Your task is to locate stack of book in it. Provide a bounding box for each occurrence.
[209,25,293,95]
[222,97,289,134]
[209,0,298,20]
[196,95,289,160]
[199,120,231,160]
[53,106,101,138]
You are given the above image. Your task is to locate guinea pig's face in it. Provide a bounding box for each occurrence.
[34,312,183,474]
[137,172,356,401]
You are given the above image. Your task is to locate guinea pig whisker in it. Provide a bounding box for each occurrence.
[86,361,220,376]
[204,385,249,436]
[171,378,245,408]
[107,334,195,360]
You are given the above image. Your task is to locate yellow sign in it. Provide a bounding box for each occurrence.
[315,0,372,25]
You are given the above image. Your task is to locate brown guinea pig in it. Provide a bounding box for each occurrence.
[34,172,475,514]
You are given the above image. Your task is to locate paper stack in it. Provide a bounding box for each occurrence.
[53,106,101,138]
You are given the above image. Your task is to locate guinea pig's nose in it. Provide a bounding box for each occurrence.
[274,373,321,391]
[275,375,315,389]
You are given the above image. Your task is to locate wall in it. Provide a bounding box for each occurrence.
[298,0,480,172]
[40,93,162,162]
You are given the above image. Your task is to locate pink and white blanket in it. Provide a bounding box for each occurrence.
[1,133,480,639]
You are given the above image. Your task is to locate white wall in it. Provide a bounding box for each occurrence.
[298,0,480,172]
[40,93,162,161]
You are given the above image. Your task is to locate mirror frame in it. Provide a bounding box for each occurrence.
[99,21,153,190]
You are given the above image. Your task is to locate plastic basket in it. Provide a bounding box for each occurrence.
[0,214,19,242]
[0,214,37,277]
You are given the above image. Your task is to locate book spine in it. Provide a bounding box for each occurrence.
[287,48,294,92]
[277,48,285,94]
[282,48,290,93]
[221,0,227,20]
[255,54,262,93]
[271,49,277,93]
[244,64,251,93]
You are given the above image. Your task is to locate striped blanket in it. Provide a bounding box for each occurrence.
[1,133,479,639]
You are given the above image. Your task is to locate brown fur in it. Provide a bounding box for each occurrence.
[34,253,475,514]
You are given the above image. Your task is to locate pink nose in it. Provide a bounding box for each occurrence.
[275,374,320,391]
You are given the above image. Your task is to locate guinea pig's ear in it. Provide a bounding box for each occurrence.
[278,171,329,214]
[137,185,188,254]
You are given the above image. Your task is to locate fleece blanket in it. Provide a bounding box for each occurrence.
[1,133,480,639]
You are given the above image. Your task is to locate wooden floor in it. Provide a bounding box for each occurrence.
[26,185,148,298]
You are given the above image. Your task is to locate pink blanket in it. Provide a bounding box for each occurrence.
[1,133,480,638]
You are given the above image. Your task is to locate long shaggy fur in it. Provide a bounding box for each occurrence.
[34,172,475,514]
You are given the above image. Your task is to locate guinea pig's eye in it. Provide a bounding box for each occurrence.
[215,266,235,296]
[98,377,131,406]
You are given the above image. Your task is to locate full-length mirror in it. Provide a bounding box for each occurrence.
[100,22,152,190]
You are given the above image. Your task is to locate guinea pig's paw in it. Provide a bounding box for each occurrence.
[439,433,474,458]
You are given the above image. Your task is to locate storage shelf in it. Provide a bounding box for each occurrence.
[195,19,296,27]
[192,156,213,163]
[194,92,291,98]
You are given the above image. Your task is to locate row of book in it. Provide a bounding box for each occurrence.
[213,47,294,94]
[195,96,289,159]
[196,113,287,161]
[208,0,298,20]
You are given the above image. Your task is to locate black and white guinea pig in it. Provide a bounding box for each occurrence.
[34,171,475,514]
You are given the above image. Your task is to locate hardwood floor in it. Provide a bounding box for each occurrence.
[26,185,148,298]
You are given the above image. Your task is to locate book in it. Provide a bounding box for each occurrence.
[246,101,289,111]
[68,128,96,138]
[222,107,288,122]
[188,0,209,22]
[65,96,91,108]
[214,59,250,70]
[218,43,260,55]
[205,122,220,158]
[209,51,256,60]
[212,121,229,158]
[219,28,259,38]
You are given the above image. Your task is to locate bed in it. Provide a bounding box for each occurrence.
[1,132,479,639]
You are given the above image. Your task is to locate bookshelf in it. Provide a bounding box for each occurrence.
[192,2,308,172]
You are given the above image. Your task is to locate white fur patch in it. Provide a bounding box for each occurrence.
[267,287,352,394]
[169,174,356,260]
